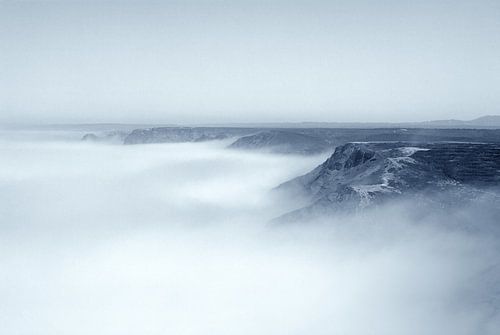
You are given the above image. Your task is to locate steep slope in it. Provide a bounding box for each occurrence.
[276,142,500,220]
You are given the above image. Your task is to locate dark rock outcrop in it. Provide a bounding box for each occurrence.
[276,142,500,221]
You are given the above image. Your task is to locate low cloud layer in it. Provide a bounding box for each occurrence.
[0,131,499,335]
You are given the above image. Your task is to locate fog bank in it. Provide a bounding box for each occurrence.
[0,131,499,335]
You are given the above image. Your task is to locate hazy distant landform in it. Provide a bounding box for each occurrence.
[80,115,500,155]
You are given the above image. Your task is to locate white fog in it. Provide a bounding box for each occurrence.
[1,131,499,335]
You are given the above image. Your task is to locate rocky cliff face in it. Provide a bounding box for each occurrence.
[276,142,500,221]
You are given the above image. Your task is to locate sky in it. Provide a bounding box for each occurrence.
[1,0,500,124]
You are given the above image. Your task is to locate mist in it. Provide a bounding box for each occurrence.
[1,130,499,335]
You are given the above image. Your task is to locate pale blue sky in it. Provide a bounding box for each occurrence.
[1,0,500,124]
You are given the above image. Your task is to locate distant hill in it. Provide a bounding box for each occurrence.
[6,115,500,131]
[419,115,500,128]
[201,115,500,128]
[469,115,500,126]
